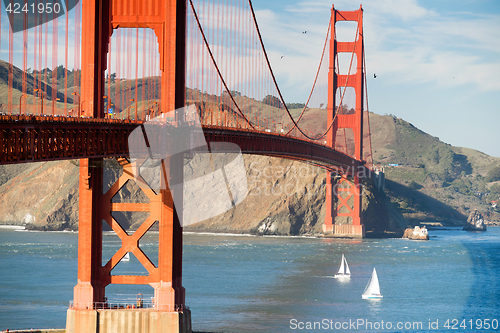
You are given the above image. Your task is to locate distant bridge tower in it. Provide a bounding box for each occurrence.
[323,5,365,238]
[66,1,191,333]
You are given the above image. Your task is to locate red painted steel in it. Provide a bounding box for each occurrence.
[0,115,139,164]
[73,158,105,310]
[1,116,362,171]
[72,0,187,317]
[0,4,374,329]
[324,5,365,234]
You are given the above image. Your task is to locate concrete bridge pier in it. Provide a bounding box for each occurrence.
[66,309,191,333]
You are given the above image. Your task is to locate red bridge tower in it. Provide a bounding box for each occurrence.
[323,5,366,238]
[66,1,191,332]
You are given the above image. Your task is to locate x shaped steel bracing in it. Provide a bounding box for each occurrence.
[99,158,170,286]
[336,176,355,217]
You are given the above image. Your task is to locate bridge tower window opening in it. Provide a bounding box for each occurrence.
[105,28,161,121]
[334,20,360,42]
[336,53,358,76]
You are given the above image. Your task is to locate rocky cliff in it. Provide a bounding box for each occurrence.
[0,160,79,230]
[0,155,406,236]
[183,154,406,236]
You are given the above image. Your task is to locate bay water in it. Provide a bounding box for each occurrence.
[0,226,499,332]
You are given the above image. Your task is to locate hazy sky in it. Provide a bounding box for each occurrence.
[251,0,500,158]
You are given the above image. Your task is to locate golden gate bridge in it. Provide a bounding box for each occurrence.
[0,1,373,332]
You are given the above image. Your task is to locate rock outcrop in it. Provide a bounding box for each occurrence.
[402,225,429,240]
[463,209,487,231]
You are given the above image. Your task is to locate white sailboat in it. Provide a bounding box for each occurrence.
[362,268,383,299]
[334,254,351,278]
[122,252,130,262]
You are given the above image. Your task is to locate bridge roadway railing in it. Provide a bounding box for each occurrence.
[0,115,140,165]
[69,300,190,312]
[0,115,363,172]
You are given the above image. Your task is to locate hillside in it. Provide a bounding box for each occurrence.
[0,60,160,116]
[1,61,499,230]
[0,155,406,237]
[369,113,500,224]
[1,111,499,233]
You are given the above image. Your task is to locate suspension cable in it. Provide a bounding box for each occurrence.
[363,48,373,167]
[190,0,361,142]
[248,1,360,141]
[285,11,332,133]
[188,0,257,130]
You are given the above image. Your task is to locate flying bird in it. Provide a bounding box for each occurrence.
[281,55,284,59]
[373,73,377,78]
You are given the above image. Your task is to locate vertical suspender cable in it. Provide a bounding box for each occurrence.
[154,31,157,108]
[113,31,118,118]
[0,4,1,92]
[230,0,234,105]
[224,0,228,112]
[215,0,220,122]
[33,8,37,113]
[52,13,58,116]
[142,29,146,117]
[75,1,81,116]
[64,4,69,116]
[363,51,373,168]
[126,28,131,119]
[118,29,122,117]
[200,0,204,110]
[122,29,125,118]
[153,31,157,110]
[126,28,130,118]
[150,32,154,107]
[22,7,27,114]
[189,0,255,129]
[107,28,112,119]
[148,31,151,106]
[135,28,139,120]
[39,9,43,114]
[148,31,151,108]
[44,11,48,107]
[208,0,213,111]
[8,8,13,115]
[123,29,127,117]
[236,0,241,127]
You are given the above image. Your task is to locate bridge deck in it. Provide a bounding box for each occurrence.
[0,115,359,170]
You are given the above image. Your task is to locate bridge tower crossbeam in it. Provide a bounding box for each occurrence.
[323,5,365,238]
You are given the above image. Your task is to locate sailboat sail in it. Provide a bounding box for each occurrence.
[338,254,345,274]
[335,254,351,278]
[362,268,382,298]
[344,257,350,275]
